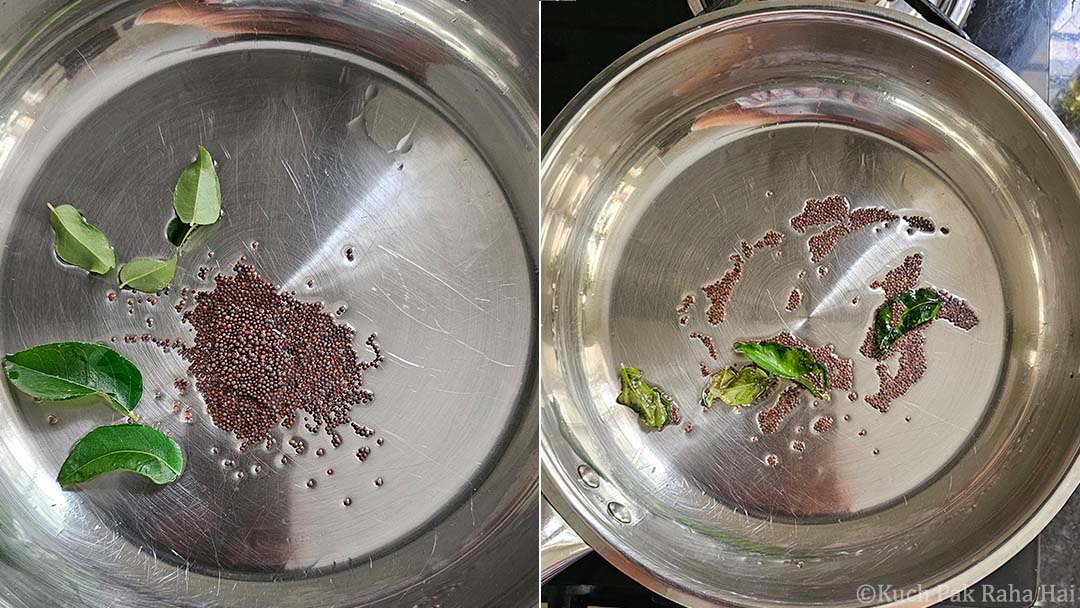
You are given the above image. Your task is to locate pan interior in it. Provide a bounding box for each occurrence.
[543,7,1080,608]
[0,1,536,607]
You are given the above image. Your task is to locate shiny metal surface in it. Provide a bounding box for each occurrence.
[540,498,589,584]
[688,0,975,26]
[541,2,1080,607]
[0,1,537,607]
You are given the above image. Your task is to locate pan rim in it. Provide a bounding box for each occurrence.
[540,1,1080,607]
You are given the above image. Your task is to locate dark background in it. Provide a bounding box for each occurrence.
[540,0,1050,130]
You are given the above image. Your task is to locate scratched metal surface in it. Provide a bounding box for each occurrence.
[0,1,538,607]
[542,2,1080,607]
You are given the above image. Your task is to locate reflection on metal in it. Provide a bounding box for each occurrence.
[688,0,974,25]
[540,498,591,583]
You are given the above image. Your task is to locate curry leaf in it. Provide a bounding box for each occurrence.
[702,365,771,407]
[3,342,141,421]
[165,215,194,248]
[47,204,116,274]
[119,255,176,293]
[173,146,221,226]
[733,341,828,398]
[874,288,942,355]
[701,367,736,408]
[616,365,672,430]
[57,424,183,488]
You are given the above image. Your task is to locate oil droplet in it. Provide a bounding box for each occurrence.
[577,464,599,488]
[374,477,384,487]
[607,501,631,524]
[306,479,317,488]
[343,497,352,506]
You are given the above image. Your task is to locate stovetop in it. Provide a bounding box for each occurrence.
[542,545,1040,608]
[540,1,1080,606]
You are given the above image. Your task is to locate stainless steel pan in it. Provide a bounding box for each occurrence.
[0,1,537,606]
[541,2,1080,606]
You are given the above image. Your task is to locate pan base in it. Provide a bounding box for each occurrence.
[0,30,532,584]
[604,123,1004,521]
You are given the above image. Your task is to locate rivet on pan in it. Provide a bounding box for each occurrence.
[577,464,599,488]
[607,502,631,524]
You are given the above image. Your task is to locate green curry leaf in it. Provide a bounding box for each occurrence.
[874,288,942,355]
[118,255,177,293]
[57,424,183,488]
[3,342,141,421]
[47,204,116,274]
[733,341,828,398]
[615,366,673,430]
[172,146,221,226]
[701,365,771,407]
[165,215,195,249]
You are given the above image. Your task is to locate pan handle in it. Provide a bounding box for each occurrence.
[688,0,968,40]
[540,496,592,583]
